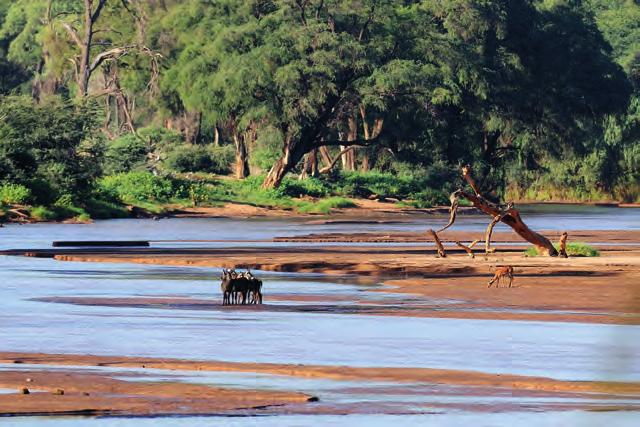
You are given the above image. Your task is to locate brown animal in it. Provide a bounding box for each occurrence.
[488,266,514,288]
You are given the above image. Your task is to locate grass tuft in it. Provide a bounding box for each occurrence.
[524,242,600,257]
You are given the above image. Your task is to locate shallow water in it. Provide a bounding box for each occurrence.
[0,207,639,424]
[6,412,640,427]
[0,204,638,250]
[1,257,638,382]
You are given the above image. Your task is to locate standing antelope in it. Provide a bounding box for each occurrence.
[488,266,514,288]
[220,268,263,305]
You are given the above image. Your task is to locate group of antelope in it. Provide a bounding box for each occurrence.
[220,268,263,305]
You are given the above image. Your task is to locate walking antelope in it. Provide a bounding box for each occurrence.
[488,266,514,288]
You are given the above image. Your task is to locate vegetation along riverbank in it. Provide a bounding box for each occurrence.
[1,1,639,223]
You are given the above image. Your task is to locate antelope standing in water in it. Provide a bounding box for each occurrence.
[220,268,263,305]
[488,266,514,288]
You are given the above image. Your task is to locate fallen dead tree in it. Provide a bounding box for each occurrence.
[438,166,558,256]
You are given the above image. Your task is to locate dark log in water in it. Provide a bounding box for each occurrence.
[52,241,150,247]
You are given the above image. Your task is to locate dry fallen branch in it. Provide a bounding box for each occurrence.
[439,166,558,256]
[455,239,480,258]
[428,229,446,258]
[437,191,460,233]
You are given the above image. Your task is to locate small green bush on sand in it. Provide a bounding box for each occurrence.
[524,242,600,257]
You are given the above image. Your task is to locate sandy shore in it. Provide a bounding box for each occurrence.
[0,366,312,417]
[0,352,640,400]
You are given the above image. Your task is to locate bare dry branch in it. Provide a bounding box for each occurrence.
[455,239,480,258]
[61,22,83,48]
[428,229,446,258]
[437,191,461,233]
[319,146,356,174]
[89,46,132,73]
[484,215,502,254]
[462,164,482,197]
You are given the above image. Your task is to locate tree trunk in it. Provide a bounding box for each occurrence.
[309,148,319,177]
[77,1,96,98]
[460,189,557,256]
[340,115,358,171]
[213,126,220,146]
[263,137,307,188]
[359,112,383,172]
[318,146,333,169]
[233,134,250,179]
[442,166,559,256]
[299,149,319,180]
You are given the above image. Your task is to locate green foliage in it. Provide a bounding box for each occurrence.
[281,177,331,198]
[99,172,180,202]
[164,144,233,174]
[296,197,356,214]
[0,0,638,217]
[335,164,454,204]
[30,206,57,221]
[0,96,102,204]
[525,243,600,257]
[104,134,148,174]
[0,183,31,205]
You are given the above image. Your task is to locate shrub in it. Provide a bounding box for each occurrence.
[0,184,32,205]
[99,172,177,202]
[410,188,449,207]
[297,197,356,214]
[137,126,184,150]
[281,177,331,198]
[52,194,87,218]
[30,206,57,221]
[524,242,600,257]
[104,134,148,174]
[84,198,130,219]
[164,145,233,174]
[75,213,91,222]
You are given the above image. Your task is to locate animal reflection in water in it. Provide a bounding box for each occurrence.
[220,268,263,305]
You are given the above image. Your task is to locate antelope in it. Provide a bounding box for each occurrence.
[220,269,232,305]
[488,266,514,288]
[220,268,263,305]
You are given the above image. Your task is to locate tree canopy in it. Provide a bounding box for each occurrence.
[0,0,638,211]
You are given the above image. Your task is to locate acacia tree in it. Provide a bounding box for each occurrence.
[426,0,631,195]
[160,0,450,186]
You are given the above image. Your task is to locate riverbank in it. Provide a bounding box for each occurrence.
[4,196,639,224]
[1,352,639,417]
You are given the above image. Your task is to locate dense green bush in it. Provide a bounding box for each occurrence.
[99,172,179,202]
[281,177,331,198]
[296,197,356,214]
[0,184,31,205]
[0,96,102,203]
[30,206,57,221]
[104,134,148,174]
[164,144,233,174]
[525,242,600,257]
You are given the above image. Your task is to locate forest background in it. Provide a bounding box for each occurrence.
[0,0,638,221]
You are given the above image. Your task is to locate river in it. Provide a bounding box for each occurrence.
[1,205,639,425]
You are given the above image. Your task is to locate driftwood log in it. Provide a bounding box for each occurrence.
[428,229,447,258]
[441,166,558,256]
[455,239,480,258]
